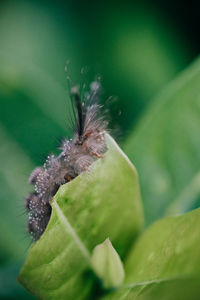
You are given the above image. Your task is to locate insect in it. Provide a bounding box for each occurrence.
[25,80,108,240]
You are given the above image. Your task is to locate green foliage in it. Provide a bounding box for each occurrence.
[0,2,199,299]
[1,53,200,300]
[103,208,200,300]
[125,57,200,224]
[19,126,200,299]
[18,134,143,299]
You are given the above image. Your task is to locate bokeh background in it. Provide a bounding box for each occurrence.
[0,0,200,299]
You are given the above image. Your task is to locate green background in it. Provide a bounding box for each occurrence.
[0,0,199,299]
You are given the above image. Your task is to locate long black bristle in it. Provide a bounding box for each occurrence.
[72,90,85,137]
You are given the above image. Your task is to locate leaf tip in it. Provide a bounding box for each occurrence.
[91,237,125,289]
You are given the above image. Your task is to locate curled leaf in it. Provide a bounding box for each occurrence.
[18,134,144,299]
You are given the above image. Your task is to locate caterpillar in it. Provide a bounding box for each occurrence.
[25,81,108,240]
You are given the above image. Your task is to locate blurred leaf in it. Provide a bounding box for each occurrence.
[0,52,73,163]
[0,125,34,264]
[166,171,200,215]
[97,4,191,131]
[103,208,200,300]
[19,134,144,299]
[0,1,82,81]
[0,53,72,130]
[0,262,36,300]
[124,56,200,224]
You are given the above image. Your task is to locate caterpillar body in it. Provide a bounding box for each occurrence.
[25,82,108,240]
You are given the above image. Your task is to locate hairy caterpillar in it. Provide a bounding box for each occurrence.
[25,81,108,240]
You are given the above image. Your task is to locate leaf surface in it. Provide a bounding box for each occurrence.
[91,238,125,289]
[102,208,200,300]
[19,134,144,300]
[124,57,200,224]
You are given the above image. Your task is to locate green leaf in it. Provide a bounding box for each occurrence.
[102,208,200,300]
[124,56,200,224]
[91,238,124,289]
[0,125,34,264]
[18,134,144,300]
